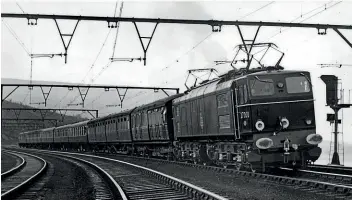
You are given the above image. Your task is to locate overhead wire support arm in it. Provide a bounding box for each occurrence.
[1,86,19,103]
[77,87,90,107]
[133,22,158,66]
[333,28,352,48]
[30,53,63,58]
[53,18,80,63]
[40,86,53,107]
[116,88,128,108]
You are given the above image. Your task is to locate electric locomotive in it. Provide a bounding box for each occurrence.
[173,68,323,170]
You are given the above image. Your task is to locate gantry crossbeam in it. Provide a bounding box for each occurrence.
[1,83,179,108]
[2,13,351,65]
[1,13,351,30]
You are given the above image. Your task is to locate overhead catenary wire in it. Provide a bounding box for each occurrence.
[80,29,114,83]
[267,1,341,40]
[80,1,121,84]
[16,2,26,14]
[111,1,124,59]
[160,1,275,86]
[161,32,214,72]
[238,1,275,20]
[2,20,30,55]
[59,2,122,110]
[88,1,124,84]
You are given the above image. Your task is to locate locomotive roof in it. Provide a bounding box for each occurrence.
[173,69,310,103]
[246,69,309,76]
[133,93,184,112]
[173,78,233,103]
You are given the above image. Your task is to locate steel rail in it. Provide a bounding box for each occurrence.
[8,147,352,197]
[39,151,128,200]
[1,151,26,180]
[293,168,352,178]
[90,151,352,197]
[309,164,352,172]
[24,149,228,200]
[1,150,47,200]
[2,13,352,30]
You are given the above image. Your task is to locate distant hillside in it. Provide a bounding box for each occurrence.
[1,100,88,145]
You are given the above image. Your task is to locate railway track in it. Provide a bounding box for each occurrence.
[1,150,47,200]
[1,151,26,179]
[8,147,352,199]
[308,164,352,175]
[35,152,126,200]
[89,151,352,199]
[280,167,352,186]
[21,149,228,200]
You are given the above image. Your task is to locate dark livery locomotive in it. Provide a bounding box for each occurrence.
[18,68,323,171]
[173,69,322,169]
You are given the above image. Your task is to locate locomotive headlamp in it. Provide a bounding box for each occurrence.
[305,119,312,125]
[281,117,289,129]
[292,144,298,150]
[306,134,323,145]
[255,119,265,131]
[277,82,284,88]
[256,138,274,149]
[243,120,247,127]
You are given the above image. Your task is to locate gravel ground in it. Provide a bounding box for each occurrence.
[1,152,21,173]
[7,149,96,200]
[31,154,95,200]
[97,154,334,200]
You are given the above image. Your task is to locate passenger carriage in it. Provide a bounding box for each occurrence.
[130,94,182,157]
[87,110,133,152]
[67,121,89,151]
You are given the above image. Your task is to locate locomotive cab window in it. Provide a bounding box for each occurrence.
[250,77,274,96]
[217,94,228,107]
[285,76,311,93]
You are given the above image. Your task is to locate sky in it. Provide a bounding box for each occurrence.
[1,1,352,158]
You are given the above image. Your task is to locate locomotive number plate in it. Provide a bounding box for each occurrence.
[240,111,250,119]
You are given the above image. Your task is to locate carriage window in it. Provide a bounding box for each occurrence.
[219,115,231,129]
[238,86,244,104]
[176,106,180,116]
[250,78,275,96]
[217,94,228,108]
[285,76,310,93]
[199,112,204,130]
[243,84,248,103]
[143,113,148,126]
[181,107,187,122]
